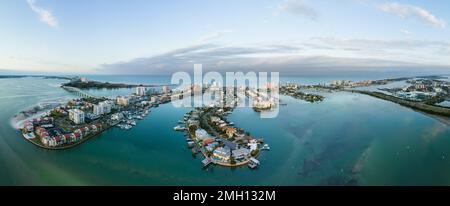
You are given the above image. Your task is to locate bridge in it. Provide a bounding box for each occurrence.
[62,86,98,98]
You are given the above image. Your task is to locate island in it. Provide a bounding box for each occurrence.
[174,87,268,169]
[280,83,325,103]
[62,77,174,89]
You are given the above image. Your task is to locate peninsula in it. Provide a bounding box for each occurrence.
[62,78,173,89]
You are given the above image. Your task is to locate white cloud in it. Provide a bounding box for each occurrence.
[379,2,446,29]
[400,29,410,35]
[99,38,450,74]
[198,30,234,43]
[276,0,318,20]
[27,0,58,27]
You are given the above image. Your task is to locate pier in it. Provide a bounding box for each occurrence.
[62,86,98,99]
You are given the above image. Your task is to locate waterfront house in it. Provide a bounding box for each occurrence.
[74,132,82,140]
[111,113,124,121]
[70,133,76,141]
[218,123,227,129]
[205,142,219,152]
[225,127,237,138]
[221,139,238,150]
[69,109,85,124]
[232,148,250,160]
[41,137,49,146]
[54,136,63,146]
[47,137,56,147]
[248,139,258,152]
[188,120,200,128]
[213,147,231,162]
[210,116,221,123]
[195,129,211,141]
[90,125,98,132]
[202,138,215,146]
[64,134,73,143]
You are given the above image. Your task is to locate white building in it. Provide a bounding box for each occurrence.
[93,104,103,116]
[162,86,170,94]
[136,86,146,96]
[69,109,85,124]
[116,96,130,106]
[111,113,124,121]
[248,139,258,152]
[80,77,89,83]
[93,101,112,115]
[232,148,250,160]
[150,96,158,103]
[195,129,211,140]
[213,147,231,161]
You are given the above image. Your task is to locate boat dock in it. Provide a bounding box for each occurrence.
[202,158,212,167]
[248,157,260,169]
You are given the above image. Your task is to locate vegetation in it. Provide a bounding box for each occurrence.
[251,149,260,157]
[353,90,450,117]
[280,86,325,103]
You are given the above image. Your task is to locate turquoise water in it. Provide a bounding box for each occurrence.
[1,76,450,185]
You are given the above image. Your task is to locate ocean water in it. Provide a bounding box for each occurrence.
[1,75,450,185]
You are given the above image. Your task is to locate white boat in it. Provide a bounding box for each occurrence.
[174,125,186,131]
[261,144,270,150]
[22,132,36,140]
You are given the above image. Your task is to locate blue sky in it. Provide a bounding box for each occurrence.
[0,0,449,74]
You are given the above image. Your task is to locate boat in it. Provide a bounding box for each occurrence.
[22,132,36,140]
[128,121,136,126]
[191,147,199,154]
[248,162,258,169]
[261,144,270,150]
[174,125,186,131]
[187,141,195,148]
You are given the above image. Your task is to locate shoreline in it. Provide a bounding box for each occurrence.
[349,90,450,117]
[20,123,115,150]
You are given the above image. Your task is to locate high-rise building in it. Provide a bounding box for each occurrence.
[69,109,85,124]
[136,86,146,96]
[116,96,130,106]
[93,101,113,115]
[101,101,112,113]
[162,86,170,94]
[93,104,103,116]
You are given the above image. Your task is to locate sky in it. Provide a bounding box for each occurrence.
[0,0,449,75]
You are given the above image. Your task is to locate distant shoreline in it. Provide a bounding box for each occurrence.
[349,90,450,117]
[0,75,71,80]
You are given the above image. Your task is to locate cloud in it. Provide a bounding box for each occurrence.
[98,38,450,74]
[400,29,410,35]
[198,30,234,43]
[379,2,446,29]
[27,0,58,27]
[310,37,449,50]
[276,0,318,20]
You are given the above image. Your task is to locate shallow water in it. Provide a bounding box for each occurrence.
[1,76,450,185]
